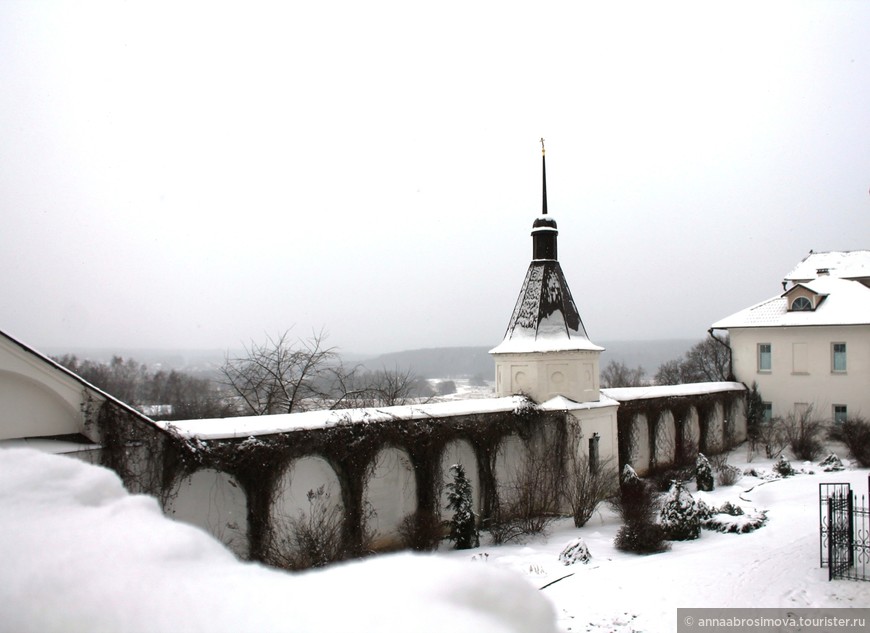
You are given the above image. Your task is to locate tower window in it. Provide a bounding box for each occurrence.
[833,405,847,424]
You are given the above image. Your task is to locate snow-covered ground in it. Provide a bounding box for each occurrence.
[445,447,869,632]
[1,445,868,632]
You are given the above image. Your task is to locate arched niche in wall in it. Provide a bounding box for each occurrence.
[682,407,700,458]
[0,370,83,440]
[629,413,651,476]
[268,455,344,564]
[706,402,725,454]
[654,410,676,469]
[166,468,249,558]
[439,439,480,521]
[363,445,417,550]
[493,433,529,510]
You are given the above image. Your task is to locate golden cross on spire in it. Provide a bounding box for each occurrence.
[540,137,546,155]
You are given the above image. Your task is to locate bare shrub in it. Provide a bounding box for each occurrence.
[781,407,825,461]
[836,416,870,467]
[716,463,743,487]
[487,445,564,544]
[266,486,345,570]
[563,455,617,528]
[758,417,789,459]
[397,511,443,551]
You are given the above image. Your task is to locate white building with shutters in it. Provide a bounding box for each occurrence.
[711,250,870,423]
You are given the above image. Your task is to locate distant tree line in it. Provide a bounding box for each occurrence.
[53,354,234,420]
[53,330,435,421]
[600,336,731,388]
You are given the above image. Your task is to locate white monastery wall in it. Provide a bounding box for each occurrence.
[167,468,249,558]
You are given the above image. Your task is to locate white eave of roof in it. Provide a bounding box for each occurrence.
[602,382,745,402]
[711,277,870,329]
[158,395,533,441]
[489,334,604,354]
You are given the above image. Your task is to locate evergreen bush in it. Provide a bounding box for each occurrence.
[695,453,714,492]
[659,481,701,541]
[611,465,669,554]
[558,537,592,565]
[445,464,479,550]
[773,455,794,477]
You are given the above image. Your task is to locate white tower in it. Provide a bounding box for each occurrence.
[490,141,603,403]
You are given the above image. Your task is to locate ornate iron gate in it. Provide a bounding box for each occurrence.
[819,478,870,582]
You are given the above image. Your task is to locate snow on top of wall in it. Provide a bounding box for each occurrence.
[159,396,533,441]
[0,448,557,633]
[711,277,870,329]
[601,381,744,402]
[784,250,870,281]
[539,394,620,410]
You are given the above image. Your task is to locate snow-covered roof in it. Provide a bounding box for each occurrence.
[711,276,870,329]
[601,382,745,402]
[159,395,535,441]
[784,250,870,283]
[489,261,602,355]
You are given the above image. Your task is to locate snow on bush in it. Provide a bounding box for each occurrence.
[695,453,714,492]
[703,508,768,534]
[0,448,556,633]
[659,481,701,541]
[558,537,592,565]
[819,453,845,472]
[773,454,795,477]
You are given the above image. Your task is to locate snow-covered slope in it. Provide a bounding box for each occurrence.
[0,448,555,633]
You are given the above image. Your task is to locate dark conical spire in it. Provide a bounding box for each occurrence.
[532,138,558,260]
[541,137,548,215]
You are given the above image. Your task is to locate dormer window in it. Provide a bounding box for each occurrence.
[790,296,813,311]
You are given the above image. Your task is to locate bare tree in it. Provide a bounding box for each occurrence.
[654,336,731,385]
[327,365,431,409]
[220,330,338,415]
[601,360,646,388]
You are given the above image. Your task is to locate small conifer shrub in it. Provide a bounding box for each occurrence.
[773,455,794,477]
[611,465,669,554]
[558,537,592,565]
[445,464,479,550]
[695,453,714,492]
[659,481,701,541]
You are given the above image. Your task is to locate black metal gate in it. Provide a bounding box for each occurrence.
[819,478,870,582]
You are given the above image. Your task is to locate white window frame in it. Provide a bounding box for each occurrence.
[832,343,847,373]
[758,343,772,372]
[833,404,847,424]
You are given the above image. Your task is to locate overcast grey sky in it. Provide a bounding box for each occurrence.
[2,1,869,356]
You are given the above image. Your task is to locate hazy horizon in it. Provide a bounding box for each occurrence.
[3,2,869,355]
